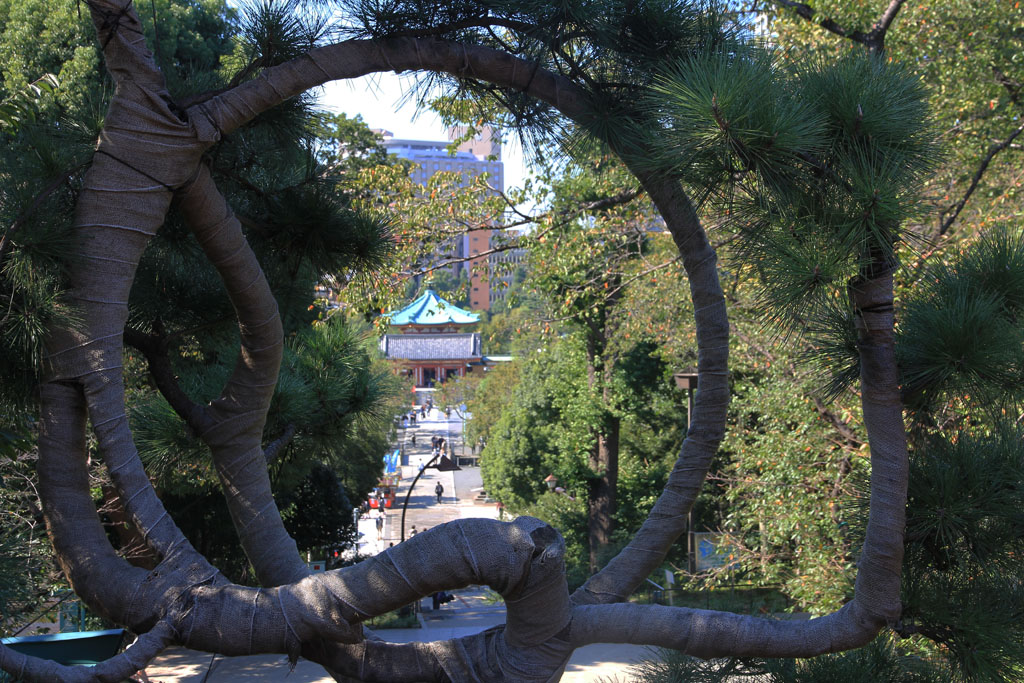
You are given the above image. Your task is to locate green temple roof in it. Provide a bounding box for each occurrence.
[385,289,479,326]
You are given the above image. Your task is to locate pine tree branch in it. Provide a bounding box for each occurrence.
[177,163,307,587]
[395,187,642,281]
[893,619,956,645]
[774,0,862,42]
[124,326,215,435]
[938,120,1024,236]
[263,423,297,464]
[0,163,89,264]
[35,2,227,623]
[993,66,1022,106]
[774,0,906,53]
[874,0,905,39]
[382,17,542,40]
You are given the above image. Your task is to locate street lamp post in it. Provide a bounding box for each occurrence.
[399,452,461,542]
[674,372,699,575]
[542,474,575,500]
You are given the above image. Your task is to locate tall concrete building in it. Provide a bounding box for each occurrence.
[381,126,520,311]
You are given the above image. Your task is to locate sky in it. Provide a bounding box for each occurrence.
[317,73,530,193]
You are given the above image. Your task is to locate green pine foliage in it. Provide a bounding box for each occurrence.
[629,637,944,683]
[1,0,410,581]
[650,46,937,337]
[899,427,1024,683]
[767,0,1024,240]
[898,229,1024,415]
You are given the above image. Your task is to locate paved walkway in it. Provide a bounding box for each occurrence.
[358,406,500,555]
[143,588,649,681]
[142,406,652,681]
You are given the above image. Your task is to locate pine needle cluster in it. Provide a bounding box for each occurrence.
[898,229,1024,416]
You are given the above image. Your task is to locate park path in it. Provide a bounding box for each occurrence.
[143,406,651,681]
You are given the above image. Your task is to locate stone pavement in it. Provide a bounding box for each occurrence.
[143,584,649,681]
[142,585,650,681]
[142,406,652,681]
[357,405,500,556]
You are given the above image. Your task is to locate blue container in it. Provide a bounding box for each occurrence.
[1,629,124,681]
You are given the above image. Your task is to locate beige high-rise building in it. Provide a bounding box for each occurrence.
[381,126,517,311]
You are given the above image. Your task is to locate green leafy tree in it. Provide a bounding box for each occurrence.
[764,0,1024,238]
[278,464,357,564]
[480,331,689,577]
[716,356,866,614]
[515,151,680,569]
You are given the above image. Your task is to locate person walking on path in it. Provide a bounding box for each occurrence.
[435,482,444,504]
[375,510,385,542]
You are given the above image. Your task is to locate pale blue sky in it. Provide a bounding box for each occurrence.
[317,73,529,192]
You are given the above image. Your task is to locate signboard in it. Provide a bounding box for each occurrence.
[382,450,401,474]
[309,560,326,572]
[693,532,739,572]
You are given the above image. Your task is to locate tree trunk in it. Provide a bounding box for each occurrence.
[587,414,620,572]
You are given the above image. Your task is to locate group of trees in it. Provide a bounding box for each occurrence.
[0,0,1021,682]
[461,0,1024,680]
[0,0,406,606]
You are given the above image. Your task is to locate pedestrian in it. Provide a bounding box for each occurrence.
[420,406,425,418]
[430,435,437,449]
[432,591,453,610]
[375,510,384,541]
[435,482,444,504]
[409,525,418,537]
[411,433,416,446]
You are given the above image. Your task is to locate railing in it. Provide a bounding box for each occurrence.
[2,590,86,639]
[645,583,793,615]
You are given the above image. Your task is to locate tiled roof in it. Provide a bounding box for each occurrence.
[380,333,482,361]
[384,289,479,326]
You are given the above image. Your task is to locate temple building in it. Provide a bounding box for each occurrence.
[379,289,483,387]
